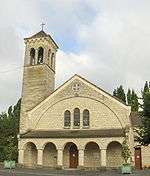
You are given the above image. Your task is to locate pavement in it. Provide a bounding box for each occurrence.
[0,168,150,176]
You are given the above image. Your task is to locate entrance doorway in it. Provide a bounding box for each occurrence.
[69,144,78,168]
[134,147,142,169]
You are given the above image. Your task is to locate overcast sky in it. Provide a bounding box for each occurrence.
[0,0,149,112]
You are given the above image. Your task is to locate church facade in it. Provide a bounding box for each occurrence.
[18,30,135,169]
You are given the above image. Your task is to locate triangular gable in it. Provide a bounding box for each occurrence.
[76,74,130,109]
[29,74,130,114]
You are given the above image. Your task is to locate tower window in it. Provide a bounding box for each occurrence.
[51,53,55,68]
[74,108,80,127]
[38,47,44,64]
[30,48,35,65]
[48,49,51,65]
[64,110,71,127]
[83,109,89,127]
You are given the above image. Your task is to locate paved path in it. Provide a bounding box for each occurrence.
[0,168,150,176]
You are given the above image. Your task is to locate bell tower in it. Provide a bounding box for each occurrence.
[20,30,58,133]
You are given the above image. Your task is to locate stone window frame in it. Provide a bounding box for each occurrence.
[30,48,36,65]
[37,46,44,64]
[63,108,90,129]
[51,53,55,68]
[73,108,80,128]
[48,49,51,65]
[64,110,71,128]
[83,109,90,128]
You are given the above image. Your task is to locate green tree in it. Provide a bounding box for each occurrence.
[113,85,126,103]
[143,81,149,95]
[131,90,139,112]
[127,89,132,105]
[137,81,150,145]
[113,89,117,97]
[0,99,21,161]
[122,138,131,164]
[127,89,139,111]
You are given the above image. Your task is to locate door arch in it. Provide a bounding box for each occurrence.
[84,142,101,168]
[106,141,123,167]
[24,142,37,167]
[43,142,57,167]
[63,142,78,168]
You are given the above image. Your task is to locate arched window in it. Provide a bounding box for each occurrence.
[83,109,89,127]
[30,48,35,65]
[74,108,80,127]
[48,49,51,58]
[51,53,55,68]
[48,49,51,65]
[37,47,44,64]
[64,110,71,127]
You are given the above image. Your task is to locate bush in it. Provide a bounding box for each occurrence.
[122,138,131,164]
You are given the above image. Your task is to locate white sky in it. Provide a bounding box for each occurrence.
[0,0,149,112]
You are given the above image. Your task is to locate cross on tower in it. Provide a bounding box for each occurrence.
[41,23,45,31]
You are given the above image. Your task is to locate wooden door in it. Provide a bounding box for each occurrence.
[69,144,78,168]
[134,147,142,169]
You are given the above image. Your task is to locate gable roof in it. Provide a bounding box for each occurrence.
[76,74,128,106]
[29,74,130,114]
[53,74,129,107]
[27,30,48,38]
[24,30,59,49]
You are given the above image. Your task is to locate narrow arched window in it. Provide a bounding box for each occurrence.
[37,47,44,64]
[64,110,71,127]
[30,48,35,65]
[48,49,51,65]
[48,49,51,58]
[83,109,89,127]
[51,53,55,68]
[74,108,80,127]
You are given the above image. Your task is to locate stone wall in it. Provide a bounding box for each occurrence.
[141,145,150,168]
[20,35,57,133]
[84,142,101,167]
[28,76,131,131]
[24,143,37,167]
[106,141,123,167]
[20,64,55,132]
[18,137,125,168]
[43,143,57,167]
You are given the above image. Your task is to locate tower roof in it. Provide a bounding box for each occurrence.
[27,30,48,38]
[24,30,59,49]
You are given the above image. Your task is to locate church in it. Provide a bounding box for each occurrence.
[18,29,135,169]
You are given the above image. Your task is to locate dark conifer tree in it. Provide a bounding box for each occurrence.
[113,89,117,97]
[137,81,150,145]
[127,89,132,105]
[131,90,139,112]
[113,85,126,103]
